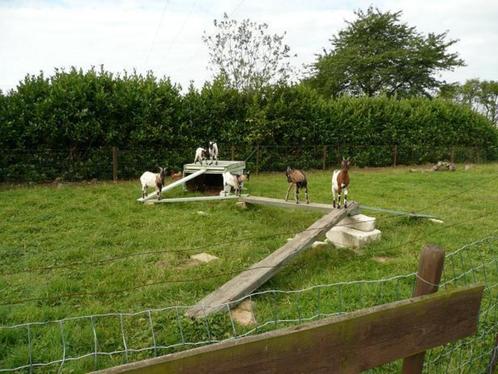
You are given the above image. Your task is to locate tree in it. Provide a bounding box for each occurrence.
[440,79,498,125]
[203,13,295,91]
[308,7,464,98]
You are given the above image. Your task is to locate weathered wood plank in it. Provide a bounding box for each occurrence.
[240,195,355,213]
[146,195,241,204]
[138,169,207,203]
[242,196,436,219]
[96,285,484,374]
[186,202,358,318]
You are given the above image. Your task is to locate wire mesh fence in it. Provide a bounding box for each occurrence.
[0,236,496,373]
[1,144,497,182]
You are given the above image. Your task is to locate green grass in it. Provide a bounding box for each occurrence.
[1,164,497,372]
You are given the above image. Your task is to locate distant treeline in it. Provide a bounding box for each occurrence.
[0,68,497,181]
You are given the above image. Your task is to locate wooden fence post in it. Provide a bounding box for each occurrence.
[393,144,398,167]
[231,145,235,161]
[256,145,260,175]
[112,146,118,183]
[402,245,445,374]
[322,145,327,170]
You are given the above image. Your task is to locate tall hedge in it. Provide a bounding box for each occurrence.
[0,68,497,181]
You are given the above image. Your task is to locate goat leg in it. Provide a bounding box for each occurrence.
[285,183,293,201]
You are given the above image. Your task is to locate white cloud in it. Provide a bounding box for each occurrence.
[0,0,497,92]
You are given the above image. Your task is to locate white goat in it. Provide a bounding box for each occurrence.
[222,171,250,196]
[194,147,207,165]
[208,141,218,165]
[140,167,166,200]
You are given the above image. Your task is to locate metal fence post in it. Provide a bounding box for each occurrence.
[402,245,445,374]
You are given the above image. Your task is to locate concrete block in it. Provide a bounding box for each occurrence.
[326,226,381,249]
[338,214,376,232]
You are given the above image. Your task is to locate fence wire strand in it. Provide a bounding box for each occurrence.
[0,236,496,372]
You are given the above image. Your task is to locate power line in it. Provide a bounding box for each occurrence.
[144,0,171,68]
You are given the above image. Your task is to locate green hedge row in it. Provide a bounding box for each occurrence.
[1,68,497,181]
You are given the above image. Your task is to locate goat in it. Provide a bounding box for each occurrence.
[223,171,250,196]
[194,147,207,165]
[208,141,218,165]
[285,166,309,204]
[140,167,166,200]
[332,157,350,208]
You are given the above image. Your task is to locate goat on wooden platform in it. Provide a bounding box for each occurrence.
[332,158,350,208]
[194,147,207,165]
[208,141,218,165]
[285,166,309,204]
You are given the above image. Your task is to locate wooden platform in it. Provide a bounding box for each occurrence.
[184,160,245,175]
[186,202,358,319]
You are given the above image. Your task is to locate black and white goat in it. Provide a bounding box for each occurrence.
[208,141,218,165]
[223,171,250,196]
[140,167,166,200]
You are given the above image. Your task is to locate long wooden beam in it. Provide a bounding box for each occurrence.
[186,202,358,318]
[145,195,240,204]
[241,196,435,219]
[96,285,484,374]
[138,169,207,203]
[240,195,351,213]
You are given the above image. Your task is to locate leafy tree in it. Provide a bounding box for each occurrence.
[202,13,295,91]
[441,79,498,125]
[308,7,464,98]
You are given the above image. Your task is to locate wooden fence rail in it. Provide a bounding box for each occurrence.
[96,285,483,374]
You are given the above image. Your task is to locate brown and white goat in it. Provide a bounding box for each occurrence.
[140,167,166,200]
[223,171,250,196]
[332,158,350,208]
[285,166,309,204]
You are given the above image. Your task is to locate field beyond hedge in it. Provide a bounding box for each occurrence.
[1,164,497,372]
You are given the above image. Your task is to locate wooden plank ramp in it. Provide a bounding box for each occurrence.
[240,195,337,212]
[186,202,358,319]
[96,285,484,374]
[145,195,242,205]
[138,169,207,203]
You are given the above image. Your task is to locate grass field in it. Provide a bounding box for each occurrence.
[1,164,497,372]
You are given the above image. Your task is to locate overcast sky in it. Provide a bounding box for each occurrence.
[1,0,497,92]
